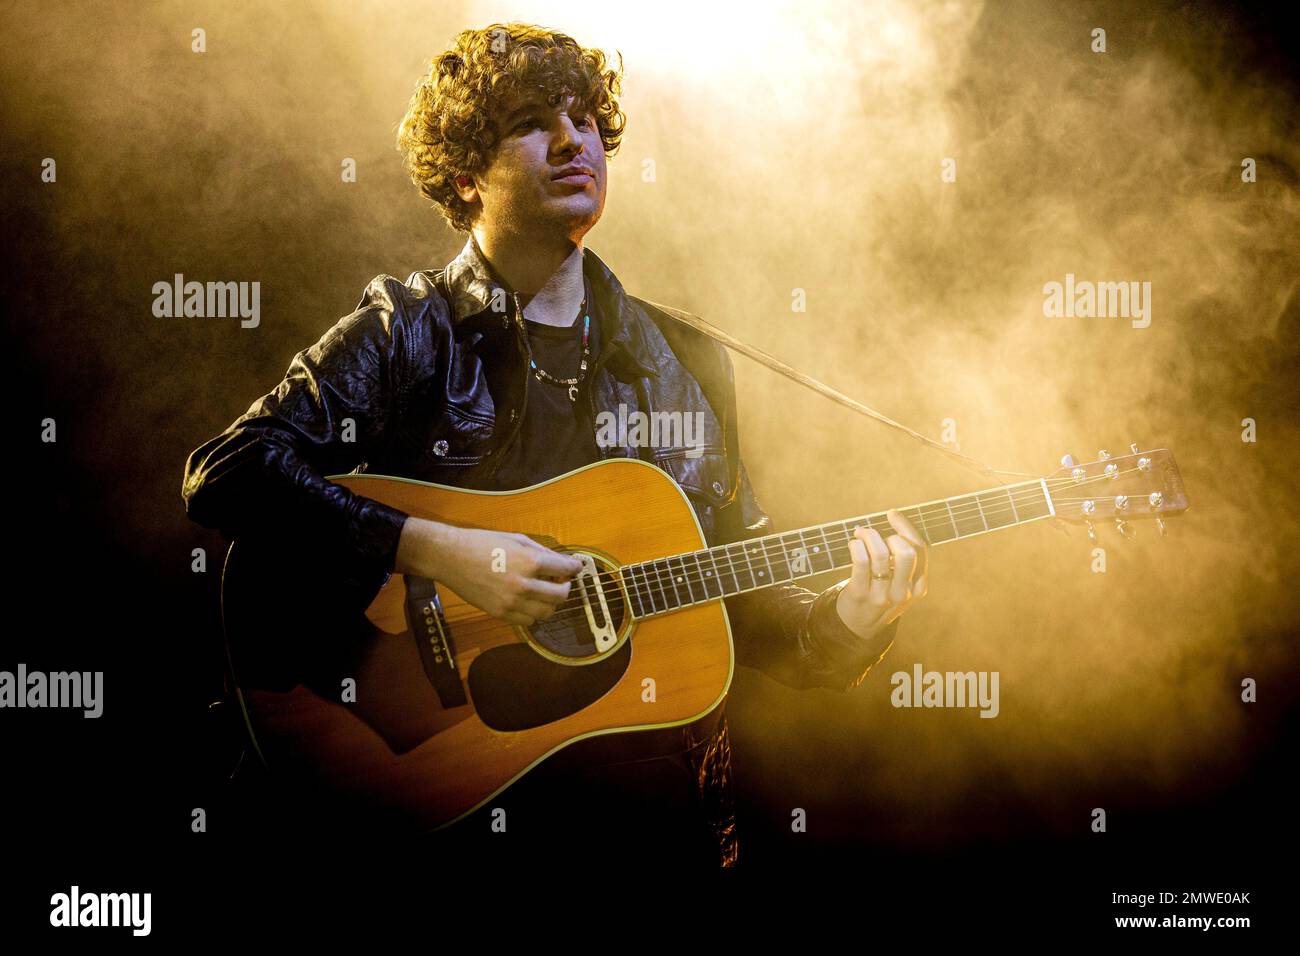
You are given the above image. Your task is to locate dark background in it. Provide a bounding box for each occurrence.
[1,0,1295,935]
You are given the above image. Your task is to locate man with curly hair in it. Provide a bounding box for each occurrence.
[183,21,928,867]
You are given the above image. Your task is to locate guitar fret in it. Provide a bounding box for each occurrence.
[769,534,794,583]
[1018,483,1052,520]
[728,542,757,590]
[627,564,645,614]
[623,566,646,617]
[1010,482,1049,521]
[656,558,683,608]
[832,521,854,570]
[636,563,663,614]
[917,503,954,544]
[848,519,867,566]
[817,525,836,572]
[662,556,682,605]
[792,532,808,576]
[765,537,784,583]
[715,544,742,594]
[689,554,705,602]
[787,530,810,577]
[697,550,722,599]
[973,491,1006,530]
[748,538,774,585]
[912,506,932,542]
[794,529,818,576]
[942,499,961,541]
[668,555,696,605]
[787,532,803,580]
[683,553,707,603]
[644,560,669,612]
[949,495,986,537]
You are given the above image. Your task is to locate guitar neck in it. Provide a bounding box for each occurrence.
[621,477,1055,618]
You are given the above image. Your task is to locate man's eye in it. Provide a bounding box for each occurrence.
[573,115,593,128]
[515,117,539,131]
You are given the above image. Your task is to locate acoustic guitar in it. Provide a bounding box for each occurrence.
[220,445,1187,832]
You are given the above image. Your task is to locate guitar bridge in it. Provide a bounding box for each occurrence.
[405,576,468,708]
[574,552,618,653]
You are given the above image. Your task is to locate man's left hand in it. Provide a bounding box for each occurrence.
[833,508,929,641]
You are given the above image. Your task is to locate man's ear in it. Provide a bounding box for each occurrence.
[453,175,478,204]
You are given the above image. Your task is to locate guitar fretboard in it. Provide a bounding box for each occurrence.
[620,478,1055,618]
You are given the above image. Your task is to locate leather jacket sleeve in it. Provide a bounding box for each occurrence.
[180,276,413,606]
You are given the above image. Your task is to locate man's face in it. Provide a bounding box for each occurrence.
[461,88,607,241]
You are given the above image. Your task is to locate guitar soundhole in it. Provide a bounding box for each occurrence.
[526,556,629,661]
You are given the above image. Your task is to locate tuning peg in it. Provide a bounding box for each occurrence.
[1085,519,1097,543]
[1114,517,1133,538]
[1098,449,1112,461]
[1060,454,1077,468]
[1130,442,1140,454]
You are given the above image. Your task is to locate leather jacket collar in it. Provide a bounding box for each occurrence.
[442,235,659,380]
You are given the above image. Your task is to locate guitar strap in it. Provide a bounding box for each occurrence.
[429,267,1030,480]
[638,298,1037,481]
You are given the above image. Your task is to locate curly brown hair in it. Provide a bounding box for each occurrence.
[396,22,627,233]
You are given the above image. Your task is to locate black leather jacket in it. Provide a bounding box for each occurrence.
[182,237,898,866]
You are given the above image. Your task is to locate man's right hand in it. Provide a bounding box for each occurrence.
[394,516,584,627]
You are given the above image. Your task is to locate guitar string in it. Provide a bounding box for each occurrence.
[433,491,1055,643]
[447,489,1082,642]
[477,461,1163,632]
[494,462,1158,628]
[617,496,1124,620]
[616,462,1156,611]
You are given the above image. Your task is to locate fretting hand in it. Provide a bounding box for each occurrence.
[833,508,929,641]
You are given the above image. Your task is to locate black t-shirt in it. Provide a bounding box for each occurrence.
[488,310,602,490]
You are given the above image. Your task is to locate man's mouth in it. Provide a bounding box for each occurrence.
[552,166,595,185]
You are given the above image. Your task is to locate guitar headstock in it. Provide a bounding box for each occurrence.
[1047,444,1188,540]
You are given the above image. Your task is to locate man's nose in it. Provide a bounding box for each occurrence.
[555,117,586,151]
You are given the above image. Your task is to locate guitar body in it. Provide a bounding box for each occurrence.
[221,458,734,833]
